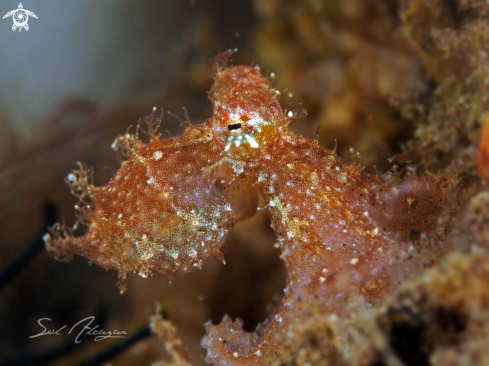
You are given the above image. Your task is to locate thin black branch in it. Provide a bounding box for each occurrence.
[0,203,57,291]
[74,324,151,366]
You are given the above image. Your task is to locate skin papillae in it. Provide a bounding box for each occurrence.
[45,51,446,365]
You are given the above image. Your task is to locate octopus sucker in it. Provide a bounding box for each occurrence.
[45,51,448,364]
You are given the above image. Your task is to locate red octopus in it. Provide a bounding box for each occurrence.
[45,51,446,365]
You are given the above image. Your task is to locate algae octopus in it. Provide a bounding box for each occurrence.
[45,51,446,365]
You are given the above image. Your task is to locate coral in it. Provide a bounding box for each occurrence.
[251,0,426,168]
[44,51,450,365]
[394,0,489,174]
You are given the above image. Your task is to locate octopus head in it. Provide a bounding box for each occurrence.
[209,65,283,152]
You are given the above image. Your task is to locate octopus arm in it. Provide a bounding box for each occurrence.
[45,124,236,292]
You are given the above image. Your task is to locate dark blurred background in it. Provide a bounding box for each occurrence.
[0,0,426,364]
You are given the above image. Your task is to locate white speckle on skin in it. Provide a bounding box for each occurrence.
[153,151,163,161]
[258,173,267,182]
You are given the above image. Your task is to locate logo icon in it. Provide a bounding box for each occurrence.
[3,3,38,32]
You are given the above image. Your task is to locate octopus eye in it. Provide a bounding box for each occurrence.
[227,123,242,131]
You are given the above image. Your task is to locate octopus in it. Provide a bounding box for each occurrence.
[45,51,446,365]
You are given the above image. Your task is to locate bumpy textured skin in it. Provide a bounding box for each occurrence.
[45,120,236,290]
[45,51,445,365]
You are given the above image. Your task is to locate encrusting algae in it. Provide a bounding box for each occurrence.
[44,51,450,365]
